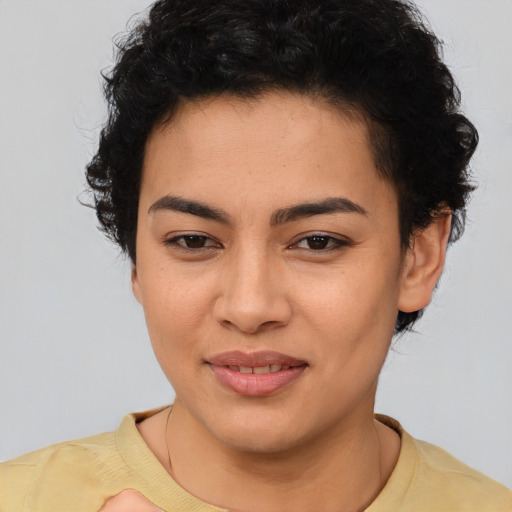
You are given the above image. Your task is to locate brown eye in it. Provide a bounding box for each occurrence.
[306,236,330,250]
[164,234,220,251]
[182,235,208,248]
[292,234,349,252]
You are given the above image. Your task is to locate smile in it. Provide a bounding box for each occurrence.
[227,364,291,374]
[206,351,308,396]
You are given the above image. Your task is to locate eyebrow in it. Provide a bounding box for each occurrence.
[148,195,367,226]
[148,196,231,224]
[270,197,367,226]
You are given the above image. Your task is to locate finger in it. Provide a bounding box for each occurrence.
[99,489,165,512]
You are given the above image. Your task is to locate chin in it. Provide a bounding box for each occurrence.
[205,410,315,455]
[221,429,302,455]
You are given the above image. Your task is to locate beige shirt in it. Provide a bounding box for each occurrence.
[1,408,511,512]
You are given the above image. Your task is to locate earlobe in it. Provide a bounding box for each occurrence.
[398,212,452,313]
[131,266,143,304]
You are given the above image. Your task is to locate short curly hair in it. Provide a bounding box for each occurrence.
[86,0,477,333]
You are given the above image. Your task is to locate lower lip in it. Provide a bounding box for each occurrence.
[209,365,307,397]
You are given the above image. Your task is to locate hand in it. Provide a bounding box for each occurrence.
[99,489,165,511]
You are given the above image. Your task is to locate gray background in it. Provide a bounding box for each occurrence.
[1,0,511,488]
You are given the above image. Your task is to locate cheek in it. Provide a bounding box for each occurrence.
[297,258,400,387]
[138,266,213,355]
[141,281,209,391]
[299,259,400,335]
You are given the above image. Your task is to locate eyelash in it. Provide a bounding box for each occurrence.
[163,234,222,252]
[163,233,351,253]
[291,234,351,252]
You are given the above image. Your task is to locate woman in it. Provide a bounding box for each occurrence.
[1,0,511,510]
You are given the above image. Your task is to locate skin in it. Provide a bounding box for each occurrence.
[130,91,451,512]
[99,490,163,512]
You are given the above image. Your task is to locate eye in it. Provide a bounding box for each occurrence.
[292,234,349,252]
[164,234,221,251]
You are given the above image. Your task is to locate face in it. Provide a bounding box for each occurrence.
[133,92,409,453]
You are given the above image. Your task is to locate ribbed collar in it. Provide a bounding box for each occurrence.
[366,414,418,511]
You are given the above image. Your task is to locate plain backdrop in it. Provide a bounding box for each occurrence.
[1,0,511,489]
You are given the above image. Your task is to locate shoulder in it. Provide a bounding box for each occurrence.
[1,428,117,471]
[0,431,118,512]
[370,416,512,512]
[0,408,172,512]
[412,437,512,508]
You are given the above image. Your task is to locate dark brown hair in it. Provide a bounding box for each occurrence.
[86,0,477,332]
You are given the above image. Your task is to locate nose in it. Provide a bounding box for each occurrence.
[213,247,293,334]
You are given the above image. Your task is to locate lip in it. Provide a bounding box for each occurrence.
[207,351,308,397]
[207,350,307,367]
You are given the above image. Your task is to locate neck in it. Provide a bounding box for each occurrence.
[163,398,399,512]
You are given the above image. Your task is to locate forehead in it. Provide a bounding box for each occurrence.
[140,92,397,221]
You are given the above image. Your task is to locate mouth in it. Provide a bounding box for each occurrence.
[223,364,295,374]
[207,350,307,368]
[206,351,308,396]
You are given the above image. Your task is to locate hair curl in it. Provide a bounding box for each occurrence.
[86,0,478,333]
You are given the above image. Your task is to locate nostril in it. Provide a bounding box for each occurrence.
[216,316,288,335]
[261,320,284,329]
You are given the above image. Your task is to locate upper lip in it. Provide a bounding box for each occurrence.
[207,350,307,367]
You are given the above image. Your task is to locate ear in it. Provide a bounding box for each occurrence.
[131,266,143,305]
[398,212,452,313]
